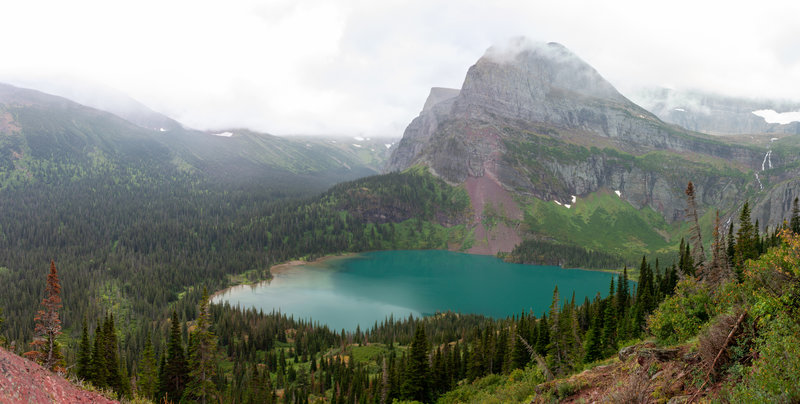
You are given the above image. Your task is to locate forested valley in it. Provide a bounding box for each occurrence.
[4,168,800,402]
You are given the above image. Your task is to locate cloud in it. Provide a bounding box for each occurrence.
[1,0,799,136]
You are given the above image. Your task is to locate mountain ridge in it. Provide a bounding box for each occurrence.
[388,39,800,256]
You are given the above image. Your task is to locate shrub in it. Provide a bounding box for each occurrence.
[725,316,800,402]
[647,279,713,345]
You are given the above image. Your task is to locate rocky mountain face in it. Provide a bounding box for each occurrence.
[632,88,800,136]
[388,39,800,254]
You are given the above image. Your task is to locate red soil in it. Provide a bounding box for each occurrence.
[0,347,117,404]
[464,154,523,255]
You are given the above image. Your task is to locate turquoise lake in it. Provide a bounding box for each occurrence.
[212,250,620,331]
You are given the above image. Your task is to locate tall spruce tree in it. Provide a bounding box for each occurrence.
[401,324,430,402]
[583,312,603,363]
[708,210,733,287]
[100,313,126,396]
[600,279,618,356]
[734,201,758,279]
[185,288,219,403]
[77,317,92,380]
[90,323,107,388]
[160,311,189,402]
[137,333,159,400]
[25,260,65,373]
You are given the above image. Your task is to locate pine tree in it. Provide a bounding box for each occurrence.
[160,311,189,402]
[685,182,706,273]
[616,267,629,319]
[77,317,92,380]
[185,288,220,403]
[535,314,549,356]
[583,314,603,363]
[734,201,758,279]
[708,210,733,287]
[25,260,65,373]
[791,196,800,234]
[100,313,126,396]
[401,324,430,402]
[727,223,736,260]
[137,333,159,400]
[600,279,618,356]
[90,323,107,388]
[510,318,531,370]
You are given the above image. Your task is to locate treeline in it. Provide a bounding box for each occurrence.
[505,239,626,269]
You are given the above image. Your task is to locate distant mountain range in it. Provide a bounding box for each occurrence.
[3,39,800,264]
[0,82,396,192]
[631,87,800,136]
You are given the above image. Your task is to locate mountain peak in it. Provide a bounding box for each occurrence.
[421,87,460,113]
[460,38,628,122]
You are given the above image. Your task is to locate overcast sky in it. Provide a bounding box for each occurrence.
[2,0,799,136]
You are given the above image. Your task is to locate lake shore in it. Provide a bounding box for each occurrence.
[211,253,358,301]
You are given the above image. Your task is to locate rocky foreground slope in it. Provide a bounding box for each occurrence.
[0,347,117,403]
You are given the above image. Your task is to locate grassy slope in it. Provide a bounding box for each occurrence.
[519,189,721,268]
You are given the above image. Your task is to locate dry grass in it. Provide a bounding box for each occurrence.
[697,312,741,376]
[601,360,653,404]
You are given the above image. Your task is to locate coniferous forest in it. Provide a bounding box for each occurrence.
[3,167,800,402]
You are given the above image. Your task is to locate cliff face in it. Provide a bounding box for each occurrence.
[388,39,800,253]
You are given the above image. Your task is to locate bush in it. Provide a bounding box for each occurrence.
[647,279,713,345]
[725,316,800,402]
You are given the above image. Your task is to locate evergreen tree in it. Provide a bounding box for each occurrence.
[90,324,107,388]
[727,223,736,260]
[583,314,603,363]
[685,181,706,273]
[510,318,531,370]
[678,238,695,277]
[616,267,629,319]
[600,279,618,356]
[185,288,220,403]
[401,324,430,402]
[734,201,758,278]
[100,313,126,396]
[535,314,549,356]
[791,196,800,234]
[76,317,92,381]
[708,210,733,287]
[137,333,159,400]
[25,260,65,373]
[160,311,189,402]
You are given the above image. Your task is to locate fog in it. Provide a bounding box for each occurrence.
[2,0,799,135]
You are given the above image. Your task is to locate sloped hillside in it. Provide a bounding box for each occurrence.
[0,347,117,403]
